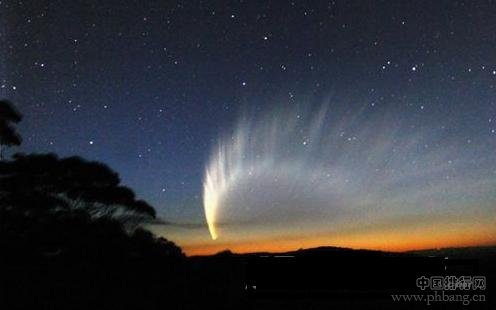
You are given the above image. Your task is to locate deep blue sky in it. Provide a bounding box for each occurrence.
[1,1,496,244]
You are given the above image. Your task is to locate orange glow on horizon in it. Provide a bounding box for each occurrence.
[181,221,496,256]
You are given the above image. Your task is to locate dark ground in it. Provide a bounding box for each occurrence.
[5,243,491,309]
[188,246,496,309]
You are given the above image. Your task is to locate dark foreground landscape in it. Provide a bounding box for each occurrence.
[2,237,495,309]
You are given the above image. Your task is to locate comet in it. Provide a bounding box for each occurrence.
[203,101,495,241]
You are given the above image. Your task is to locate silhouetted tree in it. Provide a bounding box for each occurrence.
[0,153,155,225]
[0,101,187,310]
[0,100,22,160]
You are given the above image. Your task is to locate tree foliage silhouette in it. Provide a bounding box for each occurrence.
[0,153,156,223]
[0,101,186,310]
[0,100,23,160]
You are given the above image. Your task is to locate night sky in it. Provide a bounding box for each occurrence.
[1,0,496,254]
